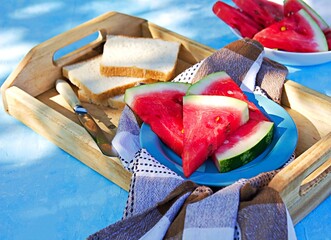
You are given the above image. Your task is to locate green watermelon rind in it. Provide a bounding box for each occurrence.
[284,0,329,31]
[124,82,190,107]
[213,121,274,173]
[186,71,230,95]
[298,9,328,52]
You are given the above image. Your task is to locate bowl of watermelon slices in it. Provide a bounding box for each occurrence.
[213,0,331,66]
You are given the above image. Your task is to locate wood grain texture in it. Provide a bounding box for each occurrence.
[5,86,131,191]
[282,80,331,138]
[269,133,331,224]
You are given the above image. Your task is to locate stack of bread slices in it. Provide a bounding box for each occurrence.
[62,35,181,108]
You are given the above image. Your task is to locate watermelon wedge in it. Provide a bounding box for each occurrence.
[182,95,249,177]
[212,1,263,38]
[186,71,268,121]
[253,9,328,52]
[187,71,274,173]
[284,0,329,31]
[213,120,274,172]
[125,82,190,156]
[233,0,283,28]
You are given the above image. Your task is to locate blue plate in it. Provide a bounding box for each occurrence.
[139,92,298,187]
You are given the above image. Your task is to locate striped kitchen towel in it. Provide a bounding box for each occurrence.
[88,38,296,240]
[190,38,287,103]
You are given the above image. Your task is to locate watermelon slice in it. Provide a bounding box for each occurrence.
[213,120,274,172]
[182,95,249,177]
[253,9,328,52]
[125,82,190,156]
[284,0,329,31]
[186,71,268,121]
[212,1,263,38]
[187,71,274,173]
[233,0,283,28]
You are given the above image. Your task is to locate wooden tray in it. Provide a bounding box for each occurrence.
[1,12,330,225]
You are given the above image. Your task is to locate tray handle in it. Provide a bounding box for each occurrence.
[44,11,145,66]
[40,12,124,66]
[269,132,331,224]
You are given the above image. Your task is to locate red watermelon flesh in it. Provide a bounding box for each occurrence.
[125,82,190,156]
[324,28,331,50]
[186,71,268,121]
[284,0,329,31]
[253,9,328,52]
[182,95,249,177]
[233,0,283,28]
[187,71,274,173]
[212,1,263,38]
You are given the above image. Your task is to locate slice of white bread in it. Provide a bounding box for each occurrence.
[62,55,157,105]
[100,35,181,81]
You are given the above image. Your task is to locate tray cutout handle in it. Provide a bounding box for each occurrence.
[269,132,331,223]
[43,12,115,67]
[53,30,106,63]
[300,156,331,196]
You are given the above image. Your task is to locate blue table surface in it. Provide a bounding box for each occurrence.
[1,1,330,239]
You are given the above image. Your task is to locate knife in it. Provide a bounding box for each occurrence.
[55,79,118,157]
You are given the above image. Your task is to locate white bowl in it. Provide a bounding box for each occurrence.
[230,28,331,66]
[263,47,331,66]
